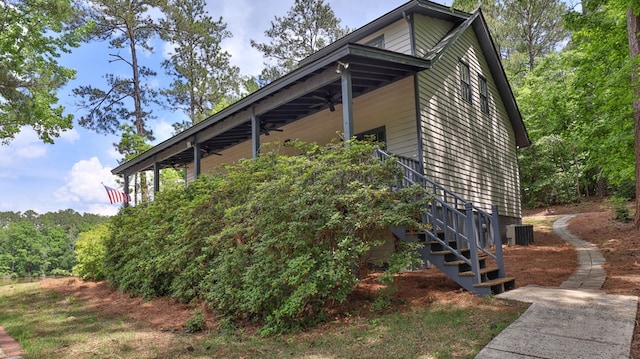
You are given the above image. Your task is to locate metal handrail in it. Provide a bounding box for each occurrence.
[375,149,505,282]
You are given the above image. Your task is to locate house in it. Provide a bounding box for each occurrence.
[112,0,530,295]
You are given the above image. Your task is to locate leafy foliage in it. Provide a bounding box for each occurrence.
[250,0,350,83]
[453,0,570,81]
[0,0,89,144]
[73,224,109,280]
[104,140,427,334]
[0,210,108,277]
[159,0,240,125]
[184,309,206,333]
[73,0,168,204]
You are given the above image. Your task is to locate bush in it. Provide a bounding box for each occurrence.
[610,197,632,223]
[73,224,109,281]
[614,178,636,201]
[184,309,206,333]
[105,140,427,334]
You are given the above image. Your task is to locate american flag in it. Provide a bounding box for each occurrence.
[103,184,130,204]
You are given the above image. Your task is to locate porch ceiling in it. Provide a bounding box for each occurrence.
[113,43,430,176]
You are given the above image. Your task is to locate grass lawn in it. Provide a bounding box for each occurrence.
[0,280,527,359]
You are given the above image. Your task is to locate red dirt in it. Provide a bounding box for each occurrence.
[38,278,216,332]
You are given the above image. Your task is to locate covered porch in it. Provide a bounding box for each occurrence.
[112,43,430,197]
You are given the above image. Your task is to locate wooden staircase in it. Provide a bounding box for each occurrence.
[376,149,515,296]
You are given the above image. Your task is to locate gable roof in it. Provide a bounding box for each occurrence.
[112,0,529,177]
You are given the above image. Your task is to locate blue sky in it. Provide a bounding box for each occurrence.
[0,0,426,216]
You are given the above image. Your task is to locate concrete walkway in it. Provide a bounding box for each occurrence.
[475,214,638,359]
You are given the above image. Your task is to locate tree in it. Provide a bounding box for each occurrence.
[454,0,570,81]
[0,221,44,276]
[504,0,570,73]
[0,210,108,277]
[159,0,240,126]
[565,0,635,191]
[515,52,592,206]
[0,0,87,144]
[625,4,640,227]
[73,223,109,280]
[250,0,350,83]
[73,0,165,202]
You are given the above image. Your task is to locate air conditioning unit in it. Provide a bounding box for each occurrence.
[506,224,534,246]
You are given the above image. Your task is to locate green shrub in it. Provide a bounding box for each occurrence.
[73,224,109,281]
[614,178,636,201]
[184,309,206,333]
[610,197,631,223]
[105,139,428,334]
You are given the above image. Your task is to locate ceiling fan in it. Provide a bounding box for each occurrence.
[309,92,340,112]
[260,121,283,136]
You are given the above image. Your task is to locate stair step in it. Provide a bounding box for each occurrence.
[443,253,487,265]
[430,248,470,255]
[474,276,516,288]
[459,266,499,277]
[444,259,467,266]
[425,240,456,245]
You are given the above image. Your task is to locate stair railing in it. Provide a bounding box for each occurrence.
[374,149,505,281]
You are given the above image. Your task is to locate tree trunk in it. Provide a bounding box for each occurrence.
[129,25,148,203]
[626,7,640,229]
[596,167,607,197]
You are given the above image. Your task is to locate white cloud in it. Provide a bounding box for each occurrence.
[86,203,120,216]
[14,143,47,159]
[153,119,175,143]
[106,146,122,161]
[54,157,120,203]
[205,0,410,77]
[162,41,177,60]
[208,0,291,77]
[0,128,48,166]
[59,128,80,143]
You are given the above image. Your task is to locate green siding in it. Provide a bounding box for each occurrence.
[358,19,411,54]
[414,15,454,58]
[415,16,522,218]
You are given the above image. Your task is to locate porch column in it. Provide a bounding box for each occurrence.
[251,109,260,158]
[123,174,130,208]
[193,136,201,177]
[340,65,354,145]
[153,158,160,194]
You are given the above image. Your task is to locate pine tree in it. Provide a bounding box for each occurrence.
[160,0,240,126]
[250,0,350,84]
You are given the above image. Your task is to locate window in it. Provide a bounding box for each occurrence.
[364,35,385,49]
[460,61,471,103]
[479,75,489,114]
[356,126,386,148]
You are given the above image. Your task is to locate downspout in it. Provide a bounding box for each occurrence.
[406,11,425,174]
[403,11,416,56]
